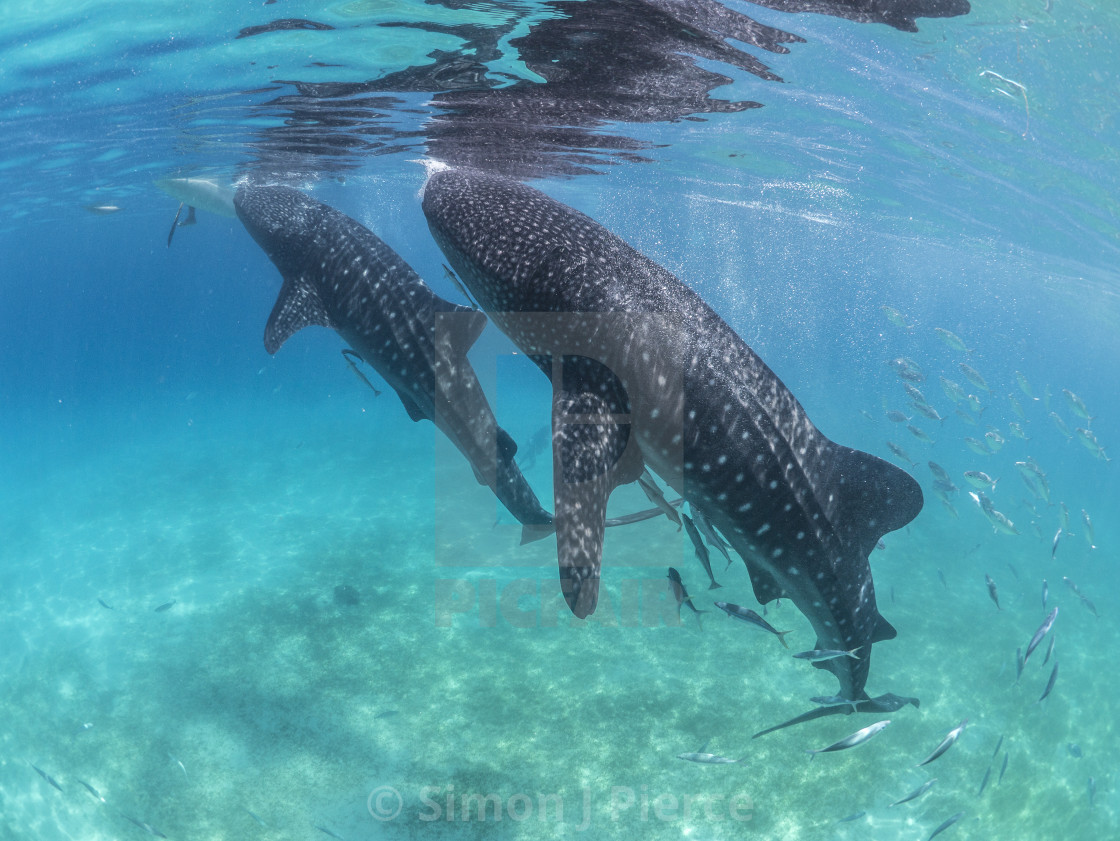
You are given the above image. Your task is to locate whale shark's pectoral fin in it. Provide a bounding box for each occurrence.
[264,275,335,354]
[551,356,644,619]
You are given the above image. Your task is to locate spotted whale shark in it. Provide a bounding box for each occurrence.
[422,168,923,700]
[232,185,553,540]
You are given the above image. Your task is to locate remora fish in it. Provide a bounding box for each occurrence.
[153,600,176,612]
[666,567,706,628]
[691,506,733,569]
[714,601,791,648]
[637,469,683,529]
[423,168,922,701]
[806,720,890,758]
[890,777,937,806]
[1024,607,1058,664]
[681,513,720,589]
[233,184,552,541]
[917,719,968,766]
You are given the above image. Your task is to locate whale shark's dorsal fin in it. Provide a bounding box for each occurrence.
[264,276,334,354]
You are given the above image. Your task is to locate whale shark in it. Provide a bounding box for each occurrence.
[231,184,554,540]
[422,167,923,701]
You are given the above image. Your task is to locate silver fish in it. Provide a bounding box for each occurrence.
[998,751,1009,784]
[927,811,964,841]
[793,648,860,662]
[1042,633,1055,665]
[807,720,890,758]
[984,575,1001,610]
[1075,427,1110,461]
[992,735,1004,758]
[1051,528,1062,560]
[959,362,990,392]
[977,764,992,796]
[1008,393,1027,418]
[882,306,913,330]
[890,777,937,806]
[917,719,968,766]
[77,779,105,802]
[1008,421,1029,439]
[1082,509,1096,550]
[911,401,944,422]
[154,600,176,613]
[964,436,991,455]
[963,470,997,490]
[1024,607,1058,663]
[887,440,917,466]
[887,410,910,423]
[907,424,935,444]
[934,327,972,353]
[1015,370,1034,398]
[122,815,167,838]
[315,825,347,841]
[29,762,64,793]
[1041,579,1048,609]
[928,461,952,483]
[714,601,791,648]
[1049,411,1073,440]
[1088,776,1096,808]
[676,751,741,764]
[940,376,967,404]
[1062,388,1092,422]
[1038,662,1059,702]
[903,383,926,403]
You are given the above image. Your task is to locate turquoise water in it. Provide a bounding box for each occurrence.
[1,2,1118,840]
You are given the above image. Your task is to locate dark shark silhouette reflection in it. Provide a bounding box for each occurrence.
[233,0,968,179]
